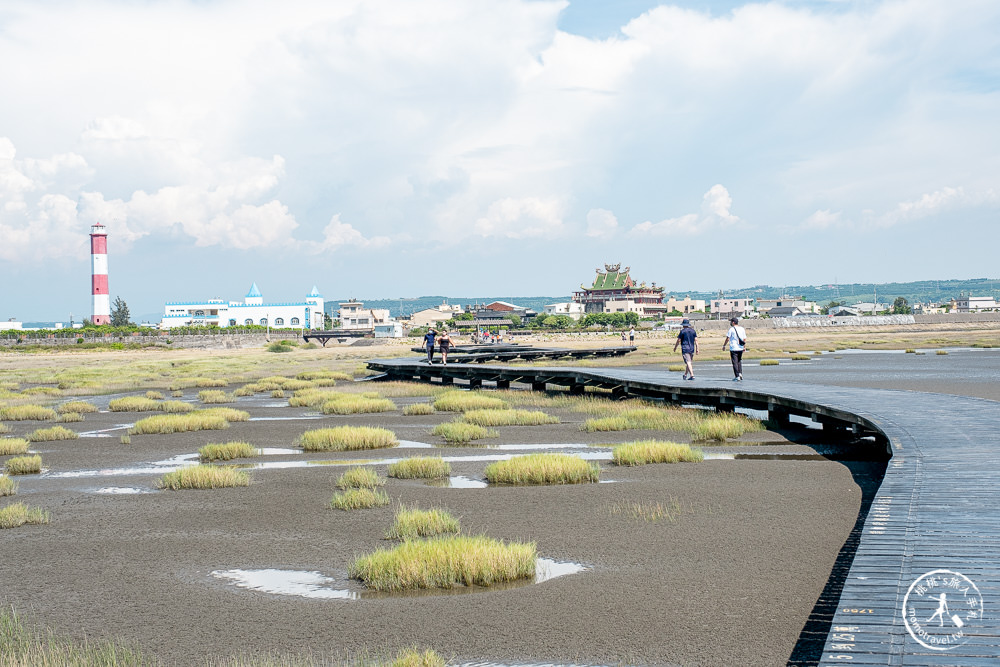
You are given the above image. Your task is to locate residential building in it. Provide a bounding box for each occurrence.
[573,263,666,316]
[409,302,464,328]
[756,296,819,315]
[543,302,586,321]
[338,300,391,332]
[710,298,755,319]
[952,296,998,313]
[465,301,536,321]
[161,284,324,329]
[664,296,706,314]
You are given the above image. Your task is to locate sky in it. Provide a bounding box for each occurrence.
[1,0,998,321]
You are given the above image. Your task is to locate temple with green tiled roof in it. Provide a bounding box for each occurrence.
[573,263,666,316]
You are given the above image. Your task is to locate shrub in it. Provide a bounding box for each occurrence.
[320,396,396,415]
[484,453,600,485]
[0,475,17,496]
[403,403,435,416]
[692,413,765,441]
[432,391,508,412]
[199,441,259,462]
[431,421,497,444]
[330,487,391,510]
[0,502,50,529]
[131,413,230,435]
[109,396,161,412]
[5,455,42,475]
[57,401,99,414]
[0,405,57,421]
[335,466,384,489]
[158,465,250,490]
[612,440,704,466]
[463,409,559,427]
[386,506,460,540]
[349,534,536,591]
[0,438,30,455]
[27,426,78,442]
[387,456,451,479]
[299,426,398,452]
[267,342,294,353]
[197,390,230,404]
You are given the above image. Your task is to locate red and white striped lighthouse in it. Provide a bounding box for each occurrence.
[90,223,110,325]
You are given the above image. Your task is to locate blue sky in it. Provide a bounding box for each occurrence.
[1,0,998,321]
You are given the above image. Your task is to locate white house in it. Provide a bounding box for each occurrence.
[953,296,998,312]
[543,302,586,321]
[161,284,325,329]
[338,300,392,332]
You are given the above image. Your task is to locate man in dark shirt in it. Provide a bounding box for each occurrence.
[672,319,699,380]
[423,329,437,363]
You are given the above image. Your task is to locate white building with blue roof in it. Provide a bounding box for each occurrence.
[161,284,324,330]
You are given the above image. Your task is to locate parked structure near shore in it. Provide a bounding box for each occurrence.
[161,284,324,329]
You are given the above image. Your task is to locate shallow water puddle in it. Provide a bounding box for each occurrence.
[95,486,154,494]
[212,558,587,600]
[77,424,134,438]
[45,453,199,479]
[426,475,489,489]
[250,415,324,421]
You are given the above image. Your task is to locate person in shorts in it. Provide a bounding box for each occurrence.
[723,317,747,381]
[673,319,699,380]
[438,330,453,365]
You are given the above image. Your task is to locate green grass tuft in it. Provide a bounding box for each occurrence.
[387,456,451,479]
[692,413,765,441]
[580,406,700,433]
[462,408,559,427]
[484,453,600,485]
[131,412,230,435]
[386,506,460,540]
[57,412,84,423]
[0,405,57,421]
[157,400,195,413]
[431,421,497,444]
[936,350,948,355]
[109,396,162,412]
[5,455,42,475]
[349,534,536,591]
[197,389,231,404]
[320,395,396,415]
[159,465,250,490]
[0,475,17,496]
[27,426,78,442]
[199,441,260,462]
[299,426,398,452]
[57,401,99,414]
[759,359,780,366]
[0,502,50,528]
[335,466,384,489]
[329,487,390,510]
[144,391,165,400]
[0,438,30,455]
[432,390,508,412]
[612,440,704,465]
[402,403,435,416]
[0,608,150,664]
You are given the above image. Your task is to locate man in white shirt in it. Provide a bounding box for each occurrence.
[722,317,747,381]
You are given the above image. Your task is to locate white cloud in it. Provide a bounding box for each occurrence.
[800,186,998,231]
[802,209,842,230]
[473,197,567,239]
[304,214,391,253]
[585,208,618,238]
[630,185,740,237]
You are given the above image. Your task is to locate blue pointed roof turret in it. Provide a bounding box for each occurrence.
[246,282,262,298]
[308,285,322,297]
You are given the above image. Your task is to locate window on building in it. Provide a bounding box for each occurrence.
[260,318,268,326]
[229,319,237,326]
[274,318,284,325]
[245,319,253,326]
[290,317,300,325]
[194,310,205,316]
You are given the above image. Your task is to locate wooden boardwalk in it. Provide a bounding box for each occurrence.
[366,357,1000,665]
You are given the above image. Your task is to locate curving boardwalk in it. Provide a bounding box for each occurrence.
[367,358,1000,665]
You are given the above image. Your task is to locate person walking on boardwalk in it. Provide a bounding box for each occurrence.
[723,317,747,381]
[673,319,699,380]
[438,330,453,365]
[629,327,635,346]
[423,328,437,364]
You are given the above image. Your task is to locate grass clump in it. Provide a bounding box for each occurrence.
[612,440,704,465]
[198,389,231,404]
[0,608,149,664]
[171,390,184,398]
[484,453,600,485]
[433,390,508,413]
[791,355,811,360]
[27,426,78,442]
[936,350,948,355]
[57,401,99,414]
[0,405,57,421]
[350,534,535,591]
[386,506,460,540]
[267,341,294,353]
[198,407,250,422]
[403,403,435,416]
[270,389,285,398]
[131,412,230,435]
[195,378,228,388]
[145,391,165,400]
[120,435,131,445]
[581,406,699,433]
[336,466,384,489]
[759,359,780,366]
[0,438,30,455]
[57,412,84,423]
[199,441,260,462]
[463,409,559,427]
[109,396,161,412]
[321,395,396,415]
[392,648,447,667]
[692,413,765,441]
[297,370,352,382]
[288,388,350,408]
[330,487,391,510]
[431,421,497,444]
[0,502,50,528]
[157,400,195,413]
[159,465,250,490]
[5,455,42,475]
[387,456,451,479]
[299,426,398,452]
[0,475,17,496]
